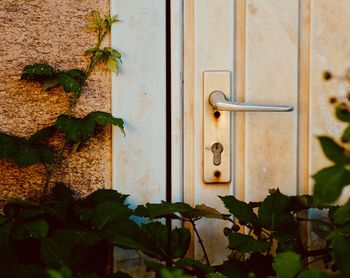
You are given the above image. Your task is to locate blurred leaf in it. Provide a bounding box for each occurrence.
[91,201,131,230]
[170,227,191,258]
[341,125,350,143]
[336,107,350,122]
[12,219,49,240]
[84,189,128,206]
[43,78,60,90]
[258,189,295,230]
[28,126,55,144]
[313,166,350,204]
[220,195,259,225]
[21,63,55,81]
[175,258,213,275]
[52,228,100,247]
[40,238,71,268]
[328,231,350,275]
[214,259,249,278]
[135,202,192,219]
[47,266,73,278]
[192,204,224,220]
[227,232,270,253]
[333,199,350,225]
[297,269,336,278]
[56,73,82,94]
[318,136,350,164]
[161,269,194,278]
[271,252,303,278]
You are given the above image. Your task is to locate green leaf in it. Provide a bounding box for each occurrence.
[328,231,350,275]
[11,147,40,167]
[175,258,214,275]
[0,133,19,159]
[227,233,270,253]
[220,195,259,225]
[85,189,128,206]
[205,273,227,278]
[34,145,55,164]
[192,204,224,220]
[161,269,194,278]
[0,221,12,247]
[336,107,350,122]
[318,136,349,164]
[313,166,350,204]
[214,259,249,278]
[297,269,335,278]
[12,219,49,239]
[28,126,55,144]
[258,189,295,230]
[52,228,100,247]
[40,238,71,268]
[13,265,48,278]
[91,10,101,25]
[170,227,191,258]
[47,266,73,278]
[87,111,124,132]
[56,73,82,94]
[135,202,192,219]
[21,63,55,81]
[66,69,85,80]
[106,56,119,73]
[91,201,131,230]
[43,78,60,90]
[341,125,350,143]
[271,252,303,278]
[333,199,350,225]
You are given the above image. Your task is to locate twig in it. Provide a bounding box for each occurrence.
[190,220,210,265]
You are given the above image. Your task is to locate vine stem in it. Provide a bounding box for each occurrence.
[190,220,211,265]
[40,27,109,201]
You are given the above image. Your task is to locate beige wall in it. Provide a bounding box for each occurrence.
[0,0,112,200]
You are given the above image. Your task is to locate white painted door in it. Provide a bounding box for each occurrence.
[111,0,350,269]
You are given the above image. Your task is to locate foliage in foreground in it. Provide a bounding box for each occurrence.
[0,181,348,278]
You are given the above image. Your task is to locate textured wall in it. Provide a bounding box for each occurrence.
[0,0,112,201]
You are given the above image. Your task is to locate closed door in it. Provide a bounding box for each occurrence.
[112,0,350,269]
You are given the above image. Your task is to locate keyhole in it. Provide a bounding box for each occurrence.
[211,142,223,166]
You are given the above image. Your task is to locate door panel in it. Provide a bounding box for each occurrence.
[244,0,299,200]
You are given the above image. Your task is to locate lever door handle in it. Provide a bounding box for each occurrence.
[209,91,293,112]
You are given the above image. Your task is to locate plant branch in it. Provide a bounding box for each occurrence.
[190,220,210,265]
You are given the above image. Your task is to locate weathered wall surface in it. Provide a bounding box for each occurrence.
[0,0,112,200]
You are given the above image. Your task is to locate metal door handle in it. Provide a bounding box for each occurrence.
[209,91,293,112]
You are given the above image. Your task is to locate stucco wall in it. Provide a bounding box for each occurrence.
[0,0,112,201]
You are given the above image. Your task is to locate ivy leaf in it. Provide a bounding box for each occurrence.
[313,166,350,204]
[43,78,60,90]
[220,195,259,225]
[40,238,71,268]
[56,112,124,143]
[317,136,350,164]
[227,232,270,253]
[87,111,124,134]
[21,63,55,81]
[91,10,102,26]
[328,231,350,276]
[103,47,122,74]
[11,147,41,167]
[12,219,49,239]
[65,69,85,80]
[333,199,350,225]
[336,107,350,122]
[271,252,303,278]
[0,133,21,159]
[56,73,82,94]
[258,189,295,230]
[28,126,55,144]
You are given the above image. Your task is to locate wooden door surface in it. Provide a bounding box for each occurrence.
[111,0,350,274]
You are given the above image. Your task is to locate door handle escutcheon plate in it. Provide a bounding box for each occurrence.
[203,71,231,183]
